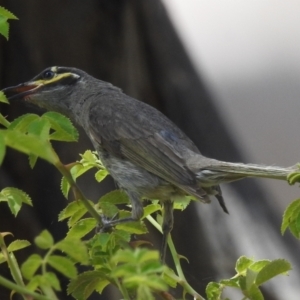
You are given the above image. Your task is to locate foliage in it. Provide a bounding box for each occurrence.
[0,6,18,40]
[206,256,291,300]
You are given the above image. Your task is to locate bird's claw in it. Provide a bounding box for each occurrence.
[96,212,119,233]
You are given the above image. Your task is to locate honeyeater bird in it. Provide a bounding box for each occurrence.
[2,66,295,262]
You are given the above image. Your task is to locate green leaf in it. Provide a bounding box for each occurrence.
[48,255,77,279]
[246,268,257,290]
[67,218,97,239]
[61,176,70,198]
[235,256,254,274]
[206,282,222,300]
[255,259,291,285]
[0,6,18,19]
[116,220,147,235]
[281,199,300,235]
[8,114,39,132]
[249,260,271,272]
[99,190,130,205]
[28,154,38,169]
[0,134,5,165]
[95,169,108,182]
[43,112,78,142]
[0,15,9,39]
[27,118,51,140]
[0,187,32,216]
[0,113,10,128]
[34,230,54,249]
[142,203,161,219]
[100,202,119,218]
[1,129,59,164]
[21,254,43,279]
[68,270,109,299]
[219,278,239,288]
[7,240,31,252]
[162,267,177,288]
[0,91,9,104]
[246,284,264,300]
[172,195,192,210]
[56,239,89,264]
[44,272,61,291]
[58,200,88,227]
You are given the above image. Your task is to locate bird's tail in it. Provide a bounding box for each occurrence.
[191,158,297,186]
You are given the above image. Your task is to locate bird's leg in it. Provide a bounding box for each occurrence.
[160,200,174,264]
[100,190,144,231]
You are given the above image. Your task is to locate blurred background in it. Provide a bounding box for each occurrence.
[1,0,300,299]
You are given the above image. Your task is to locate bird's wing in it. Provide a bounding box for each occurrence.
[88,96,209,201]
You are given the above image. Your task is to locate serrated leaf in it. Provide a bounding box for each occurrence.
[249,260,270,272]
[58,200,87,222]
[246,283,264,300]
[43,112,78,142]
[7,240,30,252]
[116,220,147,235]
[142,203,161,219]
[99,190,130,205]
[95,169,108,182]
[246,268,257,290]
[1,129,59,164]
[0,6,18,19]
[8,114,39,132]
[48,255,77,278]
[61,176,70,198]
[220,278,239,288]
[0,16,9,39]
[236,256,254,274]
[27,118,51,140]
[21,254,42,279]
[0,91,9,104]
[28,154,38,169]
[0,134,5,165]
[44,272,61,291]
[67,218,97,239]
[162,266,177,288]
[100,202,119,218]
[34,230,54,249]
[255,259,291,285]
[68,270,109,299]
[206,282,222,300]
[0,187,32,216]
[56,239,89,264]
[172,195,192,210]
[281,199,300,235]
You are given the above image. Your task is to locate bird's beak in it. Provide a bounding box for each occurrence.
[2,81,43,101]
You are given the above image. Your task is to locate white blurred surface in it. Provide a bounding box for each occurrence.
[162,1,300,298]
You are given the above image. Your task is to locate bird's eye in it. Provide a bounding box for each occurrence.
[43,70,55,80]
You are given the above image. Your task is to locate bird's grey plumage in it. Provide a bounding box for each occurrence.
[2,66,296,262]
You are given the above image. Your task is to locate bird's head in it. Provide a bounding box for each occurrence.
[2,66,95,117]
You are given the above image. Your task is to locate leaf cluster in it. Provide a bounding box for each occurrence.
[206,256,291,300]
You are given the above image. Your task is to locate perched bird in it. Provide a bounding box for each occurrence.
[2,67,295,262]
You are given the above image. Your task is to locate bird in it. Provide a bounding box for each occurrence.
[2,66,295,263]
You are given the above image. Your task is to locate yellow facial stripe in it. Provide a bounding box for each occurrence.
[33,72,78,85]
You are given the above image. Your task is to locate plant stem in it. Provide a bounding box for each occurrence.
[146,215,205,300]
[55,161,103,225]
[0,275,51,300]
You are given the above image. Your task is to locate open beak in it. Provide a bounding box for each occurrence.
[2,82,43,101]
